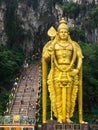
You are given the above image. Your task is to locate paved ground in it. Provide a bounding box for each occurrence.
[10,60,41,119]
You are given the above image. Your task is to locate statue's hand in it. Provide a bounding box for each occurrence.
[69,69,79,76]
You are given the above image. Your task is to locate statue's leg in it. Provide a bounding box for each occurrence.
[47,71,57,118]
[70,75,79,118]
[54,80,62,122]
[66,86,72,122]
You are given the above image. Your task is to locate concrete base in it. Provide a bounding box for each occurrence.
[42,120,88,130]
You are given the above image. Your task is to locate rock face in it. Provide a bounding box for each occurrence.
[0,2,6,46]
[0,0,97,56]
[0,0,58,56]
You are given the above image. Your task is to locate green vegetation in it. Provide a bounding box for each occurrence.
[61,2,98,34]
[62,2,80,20]
[0,45,25,88]
[69,27,85,42]
[78,42,98,122]
[83,5,98,31]
[46,0,62,5]
[4,0,26,48]
[0,0,2,6]
[27,0,38,9]
[0,0,24,115]
[91,6,98,27]
[0,87,9,115]
[80,43,98,111]
[0,45,25,115]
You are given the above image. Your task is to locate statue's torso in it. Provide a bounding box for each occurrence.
[55,42,73,65]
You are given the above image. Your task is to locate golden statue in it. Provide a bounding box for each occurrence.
[42,18,84,124]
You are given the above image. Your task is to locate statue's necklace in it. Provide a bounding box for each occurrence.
[57,42,69,49]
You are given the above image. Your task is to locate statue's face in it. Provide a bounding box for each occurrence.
[58,28,68,40]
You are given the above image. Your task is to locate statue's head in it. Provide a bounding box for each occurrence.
[57,18,69,41]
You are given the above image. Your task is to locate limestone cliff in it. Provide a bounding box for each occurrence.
[0,3,6,45]
[0,0,58,57]
[0,0,97,57]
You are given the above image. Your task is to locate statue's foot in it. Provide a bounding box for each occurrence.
[57,116,63,123]
[58,118,62,123]
[80,120,87,124]
[66,119,73,123]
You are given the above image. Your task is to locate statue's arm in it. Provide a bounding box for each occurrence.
[76,46,83,70]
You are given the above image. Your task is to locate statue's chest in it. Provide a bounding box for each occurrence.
[54,43,73,56]
[55,43,72,51]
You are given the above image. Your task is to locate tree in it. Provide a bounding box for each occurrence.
[91,6,98,27]
[62,2,80,20]
[79,43,98,116]
[0,87,9,115]
[69,27,85,42]
[4,0,26,48]
[0,46,25,88]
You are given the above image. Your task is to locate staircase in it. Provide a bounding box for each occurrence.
[10,60,41,120]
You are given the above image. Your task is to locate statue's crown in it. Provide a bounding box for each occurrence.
[59,17,67,24]
[58,17,68,31]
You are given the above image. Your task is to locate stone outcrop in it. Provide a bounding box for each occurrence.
[16,0,58,56]
[0,0,98,56]
[0,0,58,56]
[0,2,6,45]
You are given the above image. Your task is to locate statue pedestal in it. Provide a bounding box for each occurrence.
[42,120,88,130]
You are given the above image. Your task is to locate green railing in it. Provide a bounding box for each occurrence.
[0,115,35,125]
